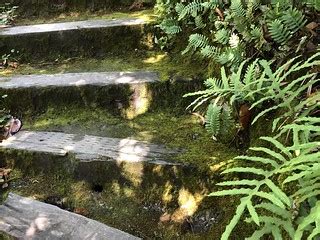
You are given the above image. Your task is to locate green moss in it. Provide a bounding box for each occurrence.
[22,107,238,170]
[1,51,206,81]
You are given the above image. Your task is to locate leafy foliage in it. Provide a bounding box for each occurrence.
[156,0,319,69]
[206,53,320,239]
[0,3,17,26]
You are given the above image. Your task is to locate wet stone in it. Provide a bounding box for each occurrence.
[0,131,179,164]
[0,18,145,36]
[0,193,140,240]
[0,71,159,89]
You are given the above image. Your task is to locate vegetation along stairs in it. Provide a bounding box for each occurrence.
[0,10,219,240]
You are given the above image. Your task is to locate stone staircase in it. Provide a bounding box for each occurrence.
[0,9,216,240]
[0,17,151,61]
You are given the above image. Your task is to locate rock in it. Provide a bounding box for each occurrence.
[0,193,140,240]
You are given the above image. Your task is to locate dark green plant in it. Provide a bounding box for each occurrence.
[0,4,18,26]
[156,0,319,70]
[207,53,320,239]
[184,52,320,140]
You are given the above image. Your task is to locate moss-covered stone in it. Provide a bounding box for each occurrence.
[0,22,153,62]
[1,0,156,17]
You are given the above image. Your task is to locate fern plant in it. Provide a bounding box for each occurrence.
[210,121,320,239]
[206,52,320,239]
[156,0,316,69]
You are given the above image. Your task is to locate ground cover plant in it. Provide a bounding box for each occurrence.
[156,0,320,238]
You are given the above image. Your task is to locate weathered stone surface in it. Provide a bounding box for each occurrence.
[0,131,179,164]
[0,192,140,240]
[0,18,145,36]
[0,71,158,89]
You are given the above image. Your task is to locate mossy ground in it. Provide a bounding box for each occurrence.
[23,107,238,170]
[1,50,207,82]
[0,107,247,239]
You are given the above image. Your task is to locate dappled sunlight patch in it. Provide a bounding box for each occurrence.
[70,181,91,203]
[143,54,167,64]
[152,165,164,176]
[209,159,236,172]
[111,181,121,196]
[123,187,135,198]
[123,84,152,119]
[162,181,173,204]
[170,188,204,223]
[26,214,50,238]
[119,161,144,187]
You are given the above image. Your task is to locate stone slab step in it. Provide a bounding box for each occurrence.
[0,71,158,89]
[0,71,162,116]
[0,192,140,240]
[0,131,179,165]
[0,18,145,36]
[0,18,151,61]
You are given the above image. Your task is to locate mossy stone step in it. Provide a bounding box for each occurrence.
[0,18,151,61]
[0,131,179,164]
[0,71,158,117]
[0,71,202,117]
[0,18,144,36]
[0,192,140,239]
[0,71,158,88]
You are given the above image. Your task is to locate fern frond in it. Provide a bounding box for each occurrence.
[187,33,210,49]
[205,103,221,136]
[230,0,246,18]
[219,104,235,137]
[255,203,292,219]
[235,155,279,168]
[200,45,220,58]
[178,0,205,20]
[215,28,231,45]
[295,201,320,240]
[194,15,206,29]
[268,19,291,45]
[281,8,307,33]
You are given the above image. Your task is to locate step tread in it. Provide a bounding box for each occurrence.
[0,193,140,240]
[0,131,178,164]
[0,71,159,89]
[0,18,145,36]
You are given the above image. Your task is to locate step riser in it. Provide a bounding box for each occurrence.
[1,0,154,16]
[0,24,152,61]
[0,80,203,117]
[1,149,213,205]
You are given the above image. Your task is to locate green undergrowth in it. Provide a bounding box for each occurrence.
[23,107,238,170]
[5,166,244,239]
[1,50,206,81]
[15,9,157,26]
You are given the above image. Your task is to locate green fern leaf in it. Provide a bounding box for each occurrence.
[217,180,261,186]
[265,179,291,207]
[255,203,291,219]
[209,188,253,197]
[178,0,204,20]
[254,192,286,208]
[294,201,320,240]
[215,28,231,45]
[235,155,279,168]
[281,8,307,33]
[205,103,221,136]
[247,201,260,225]
[250,146,287,163]
[267,19,291,45]
[231,0,246,18]
[222,167,268,176]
